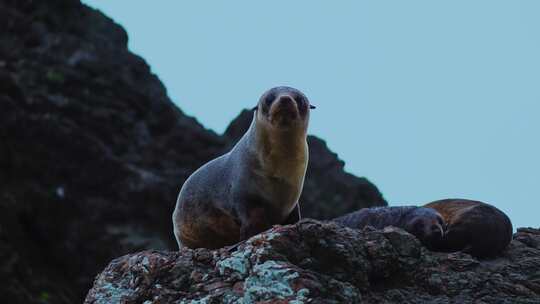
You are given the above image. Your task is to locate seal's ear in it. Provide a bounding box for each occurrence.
[252,106,258,111]
[310,105,317,109]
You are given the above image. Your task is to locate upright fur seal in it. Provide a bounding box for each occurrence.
[173,86,314,249]
[333,206,445,248]
[424,199,513,258]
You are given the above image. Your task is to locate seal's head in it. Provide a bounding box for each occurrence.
[255,86,314,131]
[403,208,445,247]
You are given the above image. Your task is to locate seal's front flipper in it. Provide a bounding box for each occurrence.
[282,203,301,225]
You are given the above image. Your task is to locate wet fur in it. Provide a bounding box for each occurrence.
[424,199,513,258]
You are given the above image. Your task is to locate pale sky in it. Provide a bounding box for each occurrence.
[83,1,539,228]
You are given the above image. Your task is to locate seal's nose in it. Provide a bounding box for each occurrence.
[276,94,294,104]
[274,94,298,110]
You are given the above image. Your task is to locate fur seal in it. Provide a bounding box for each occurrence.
[424,199,513,258]
[172,86,314,249]
[333,206,445,248]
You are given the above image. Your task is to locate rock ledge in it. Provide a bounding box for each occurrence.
[85,220,540,304]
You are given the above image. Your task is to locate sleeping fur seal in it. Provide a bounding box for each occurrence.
[173,86,314,249]
[333,206,445,248]
[424,199,513,258]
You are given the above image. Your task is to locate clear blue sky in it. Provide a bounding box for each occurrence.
[83,1,539,229]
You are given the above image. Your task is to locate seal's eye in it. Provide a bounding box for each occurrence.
[264,92,276,107]
[293,93,304,104]
[293,94,305,108]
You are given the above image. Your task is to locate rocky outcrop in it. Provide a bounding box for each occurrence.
[85,221,540,303]
[0,1,385,303]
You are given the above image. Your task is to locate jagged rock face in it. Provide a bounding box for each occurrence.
[85,221,540,304]
[1,1,227,302]
[0,0,385,303]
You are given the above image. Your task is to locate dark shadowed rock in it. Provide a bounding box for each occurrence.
[85,221,540,304]
[223,109,254,143]
[302,137,387,219]
[0,0,223,302]
[0,0,385,303]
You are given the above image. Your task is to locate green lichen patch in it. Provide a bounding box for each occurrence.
[91,282,134,304]
[243,260,304,303]
[177,295,212,304]
[45,69,65,84]
[216,246,253,277]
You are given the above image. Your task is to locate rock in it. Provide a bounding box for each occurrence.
[0,0,385,303]
[85,221,540,303]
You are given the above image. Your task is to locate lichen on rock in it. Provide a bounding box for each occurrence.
[85,221,540,303]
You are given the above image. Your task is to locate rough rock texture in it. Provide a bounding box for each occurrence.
[0,1,385,303]
[85,221,540,304]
